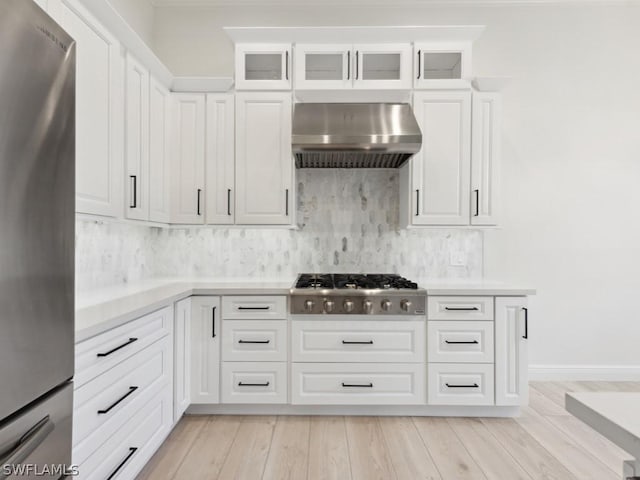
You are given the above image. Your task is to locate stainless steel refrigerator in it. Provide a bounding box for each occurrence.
[0,0,75,478]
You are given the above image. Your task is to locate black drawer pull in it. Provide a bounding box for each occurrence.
[97,337,138,357]
[98,386,138,414]
[342,382,373,388]
[237,306,270,311]
[522,307,529,339]
[212,306,217,338]
[238,382,270,387]
[444,340,479,345]
[446,383,479,388]
[238,339,270,344]
[444,307,479,311]
[342,340,374,345]
[106,447,138,480]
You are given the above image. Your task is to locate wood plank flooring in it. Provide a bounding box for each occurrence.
[138,382,640,480]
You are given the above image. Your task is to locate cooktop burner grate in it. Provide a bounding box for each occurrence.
[294,273,418,290]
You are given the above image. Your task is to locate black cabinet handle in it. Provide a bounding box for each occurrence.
[417,50,421,79]
[347,51,351,80]
[342,382,373,388]
[474,189,480,217]
[238,339,270,344]
[342,340,374,345]
[97,386,138,414]
[444,307,479,311]
[212,306,216,338]
[97,337,138,358]
[416,189,420,216]
[237,306,270,311]
[285,51,289,80]
[129,175,137,209]
[285,189,289,216]
[444,340,479,345]
[227,189,232,216]
[355,51,359,80]
[446,383,479,388]
[522,307,529,339]
[197,189,202,216]
[106,447,138,480]
[238,382,270,387]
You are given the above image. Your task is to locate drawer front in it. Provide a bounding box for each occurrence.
[291,363,426,405]
[292,320,425,363]
[75,306,172,388]
[428,364,494,406]
[428,321,494,363]
[221,362,287,404]
[427,296,494,321]
[222,320,287,362]
[76,387,172,480]
[222,296,287,320]
[73,336,171,454]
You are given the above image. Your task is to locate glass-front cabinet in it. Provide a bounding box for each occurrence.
[353,44,413,89]
[294,44,352,89]
[414,42,472,89]
[235,43,292,90]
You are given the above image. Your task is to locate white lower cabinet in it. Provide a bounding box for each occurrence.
[221,362,288,404]
[174,298,191,421]
[495,297,529,406]
[427,321,494,364]
[190,296,221,404]
[222,320,287,362]
[291,363,426,405]
[427,363,495,406]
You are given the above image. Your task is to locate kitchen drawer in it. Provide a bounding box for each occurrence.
[427,363,494,406]
[291,363,426,405]
[76,387,172,480]
[75,305,172,388]
[73,336,171,459]
[292,320,425,363]
[428,321,494,363]
[222,296,287,320]
[221,362,287,404]
[427,296,494,321]
[222,320,287,362]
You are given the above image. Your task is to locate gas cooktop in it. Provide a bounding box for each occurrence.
[290,273,426,315]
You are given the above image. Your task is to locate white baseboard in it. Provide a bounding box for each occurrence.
[529,364,640,381]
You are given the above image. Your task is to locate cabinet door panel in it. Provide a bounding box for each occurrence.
[495,297,529,406]
[148,76,172,223]
[471,92,501,226]
[190,296,221,404]
[294,44,352,90]
[353,44,412,90]
[171,94,205,224]
[235,93,293,225]
[235,44,291,90]
[49,0,121,217]
[174,298,191,421]
[412,91,471,225]
[206,94,235,225]
[125,53,149,221]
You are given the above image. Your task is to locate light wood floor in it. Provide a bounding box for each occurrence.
[138,382,640,480]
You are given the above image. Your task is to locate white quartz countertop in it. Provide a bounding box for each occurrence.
[75,277,535,342]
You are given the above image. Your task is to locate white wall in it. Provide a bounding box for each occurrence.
[151,4,640,377]
[107,0,155,46]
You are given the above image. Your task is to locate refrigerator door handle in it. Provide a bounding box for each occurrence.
[0,415,54,478]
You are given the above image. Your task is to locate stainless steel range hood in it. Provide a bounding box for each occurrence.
[292,103,422,169]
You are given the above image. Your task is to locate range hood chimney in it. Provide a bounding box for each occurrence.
[292,103,422,169]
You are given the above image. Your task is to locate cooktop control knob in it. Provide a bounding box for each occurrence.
[400,299,412,312]
[324,299,335,313]
[363,300,373,314]
[381,300,392,312]
[343,299,354,313]
[304,299,315,312]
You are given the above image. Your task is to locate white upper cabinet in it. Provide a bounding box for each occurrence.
[205,94,236,225]
[125,53,150,221]
[471,92,501,226]
[235,44,292,90]
[294,44,353,90]
[353,44,413,90]
[407,91,472,226]
[495,297,529,406]
[414,42,472,90]
[49,0,122,217]
[235,92,293,225]
[171,94,206,224]
[148,76,172,224]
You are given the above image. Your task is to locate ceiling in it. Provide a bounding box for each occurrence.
[150,0,639,6]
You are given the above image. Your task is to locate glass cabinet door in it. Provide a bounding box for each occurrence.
[294,44,352,89]
[353,44,412,89]
[235,44,292,90]
[414,43,472,90]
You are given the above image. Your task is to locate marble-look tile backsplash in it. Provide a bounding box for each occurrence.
[76,170,483,291]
